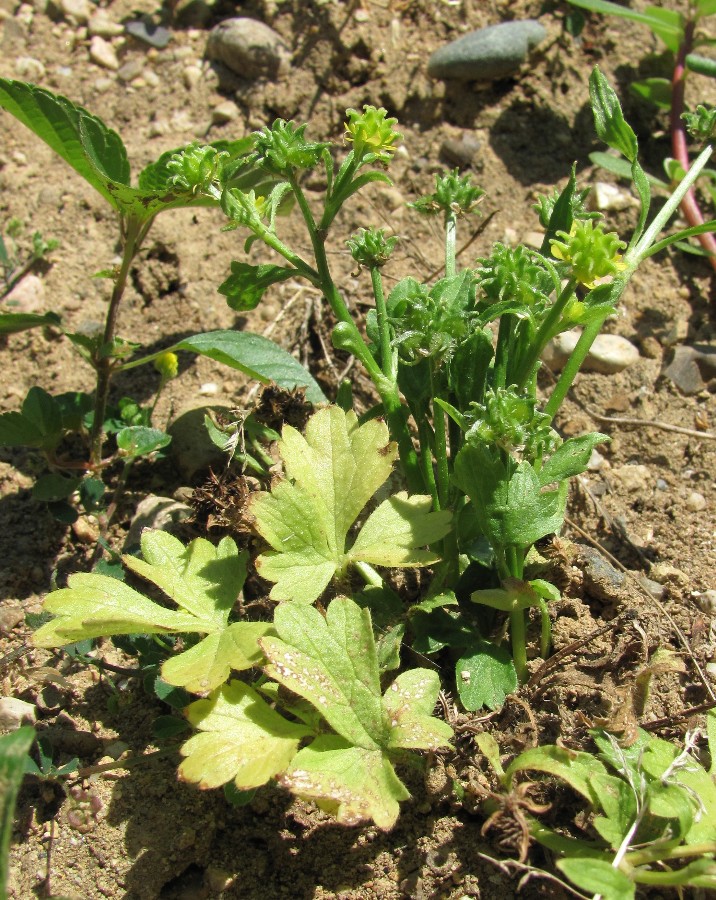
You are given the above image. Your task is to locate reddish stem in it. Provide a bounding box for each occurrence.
[670,18,716,273]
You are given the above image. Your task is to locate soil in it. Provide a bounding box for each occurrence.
[1,0,716,898]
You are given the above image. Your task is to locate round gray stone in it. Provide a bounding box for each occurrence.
[206,17,290,80]
[428,19,546,82]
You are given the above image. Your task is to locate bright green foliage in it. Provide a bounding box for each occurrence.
[166,143,229,194]
[0,386,63,450]
[0,727,35,897]
[683,104,716,144]
[477,243,556,307]
[344,105,402,163]
[34,531,270,693]
[176,597,452,830]
[250,119,328,174]
[494,717,716,895]
[250,406,452,604]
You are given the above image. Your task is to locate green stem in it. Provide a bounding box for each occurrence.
[417,415,438,508]
[370,266,395,381]
[543,311,610,420]
[89,216,143,469]
[445,209,457,278]
[354,560,384,588]
[515,278,577,392]
[506,545,528,682]
[625,842,716,868]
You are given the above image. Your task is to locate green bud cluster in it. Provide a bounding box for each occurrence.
[550,220,626,287]
[250,119,328,174]
[344,105,402,164]
[346,227,398,268]
[476,244,555,308]
[463,387,558,459]
[166,144,229,194]
[390,280,475,366]
[411,169,485,218]
[682,104,716,144]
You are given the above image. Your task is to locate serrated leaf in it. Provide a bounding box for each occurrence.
[170,330,326,405]
[179,681,310,789]
[0,726,35,898]
[349,492,452,568]
[252,407,447,604]
[279,735,409,830]
[0,78,130,206]
[455,642,518,711]
[383,669,453,750]
[219,261,295,311]
[557,858,635,899]
[539,432,609,485]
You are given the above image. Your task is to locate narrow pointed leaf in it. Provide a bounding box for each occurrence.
[589,67,639,162]
[0,311,61,335]
[179,681,310,789]
[0,726,35,897]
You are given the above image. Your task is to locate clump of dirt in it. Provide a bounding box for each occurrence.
[1,0,715,898]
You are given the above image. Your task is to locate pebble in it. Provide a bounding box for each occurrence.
[440,133,481,168]
[650,562,689,588]
[427,19,547,81]
[168,404,231,480]
[88,9,123,37]
[542,329,640,375]
[210,100,240,124]
[589,182,636,212]
[199,381,220,395]
[89,35,119,70]
[0,604,24,632]
[579,545,625,603]
[206,17,291,80]
[0,696,37,731]
[685,491,707,512]
[124,494,192,550]
[663,343,716,395]
[72,515,100,544]
[59,0,90,24]
[610,463,650,493]
[125,18,171,49]
[587,448,607,472]
[694,589,716,615]
[183,64,202,89]
[173,0,216,28]
[636,575,665,601]
[117,58,143,82]
[15,55,45,79]
[3,273,45,312]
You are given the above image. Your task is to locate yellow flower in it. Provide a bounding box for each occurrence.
[551,221,626,288]
[154,351,179,380]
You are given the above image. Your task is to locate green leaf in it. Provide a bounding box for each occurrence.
[0,387,64,450]
[251,407,447,603]
[34,532,263,693]
[169,330,326,405]
[697,0,716,16]
[505,744,608,804]
[383,668,453,750]
[589,67,639,163]
[179,681,310,789]
[591,772,637,847]
[630,77,672,109]
[0,726,35,898]
[455,642,518,711]
[219,261,295,311]
[0,311,61,334]
[567,0,683,51]
[538,433,609,485]
[32,473,81,502]
[0,79,130,207]
[116,426,171,458]
[589,151,668,189]
[454,446,567,550]
[279,735,409,830]
[557,858,635,899]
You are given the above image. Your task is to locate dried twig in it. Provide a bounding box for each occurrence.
[585,405,716,441]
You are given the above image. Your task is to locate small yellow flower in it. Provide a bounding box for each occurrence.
[551,221,626,288]
[154,351,179,380]
[344,105,402,163]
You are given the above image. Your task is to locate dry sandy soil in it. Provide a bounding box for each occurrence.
[1,0,715,897]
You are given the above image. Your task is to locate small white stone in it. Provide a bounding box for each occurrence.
[88,9,123,37]
[587,448,606,472]
[685,491,707,512]
[4,274,45,312]
[590,182,637,212]
[199,382,219,396]
[183,64,202,89]
[89,35,119,70]
[0,697,37,732]
[542,328,640,375]
[211,100,240,124]
[611,463,650,493]
[60,0,90,24]
[522,230,544,249]
[15,55,45,80]
[694,589,716,615]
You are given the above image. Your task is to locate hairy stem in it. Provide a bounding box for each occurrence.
[370,266,395,381]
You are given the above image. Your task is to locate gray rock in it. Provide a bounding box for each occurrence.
[3,274,45,312]
[124,494,192,551]
[579,545,625,604]
[168,404,231,481]
[440,133,481,168]
[427,19,546,82]
[542,329,640,375]
[125,19,171,49]
[663,343,716,395]
[0,696,36,732]
[117,58,144,82]
[173,0,216,28]
[206,17,290,80]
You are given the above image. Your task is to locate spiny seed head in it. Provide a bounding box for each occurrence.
[166,144,229,194]
[411,169,485,218]
[476,243,554,307]
[344,105,402,163]
[346,227,398,268]
[251,119,327,174]
[550,221,626,287]
[683,104,716,145]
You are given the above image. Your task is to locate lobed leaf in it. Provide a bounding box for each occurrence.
[179,681,310,789]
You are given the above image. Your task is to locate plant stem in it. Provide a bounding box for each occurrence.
[354,560,384,588]
[515,278,577,392]
[543,312,610,420]
[89,216,142,469]
[669,18,716,273]
[510,607,528,684]
[370,266,395,380]
[444,209,457,278]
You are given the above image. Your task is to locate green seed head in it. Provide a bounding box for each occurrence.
[411,169,485,218]
[346,227,398,268]
[550,221,626,287]
[251,119,327,174]
[344,105,402,164]
[476,244,555,307]
[166,144,229,194]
